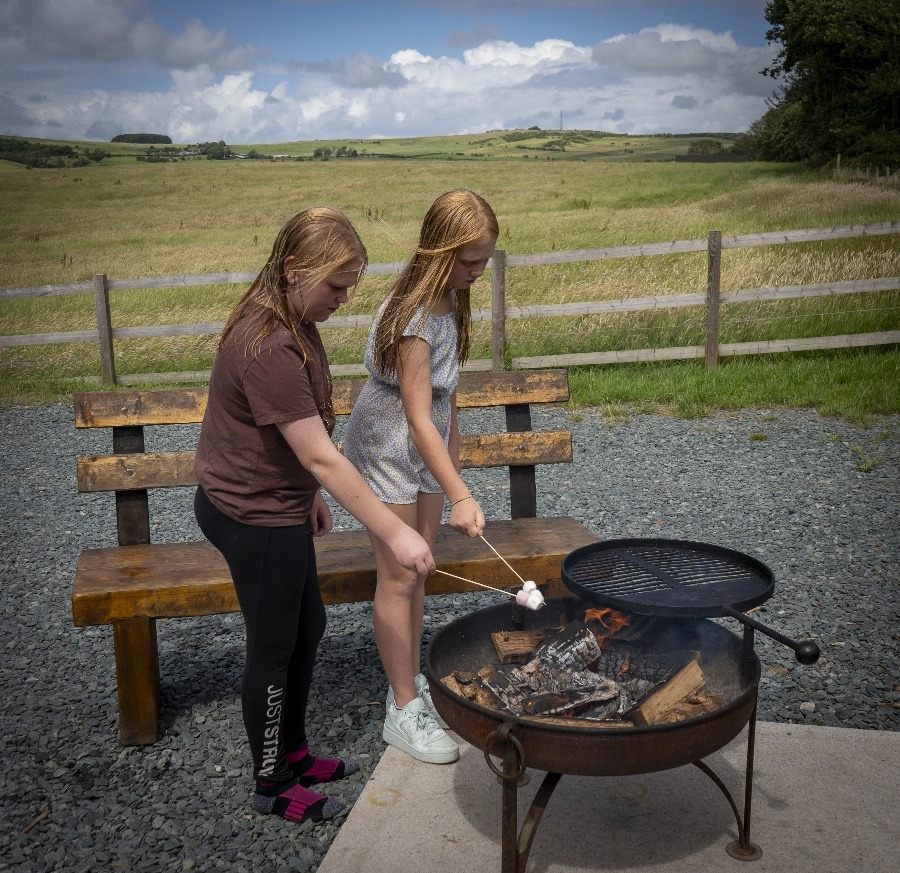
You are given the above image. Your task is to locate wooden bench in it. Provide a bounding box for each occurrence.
[72,369,599,745]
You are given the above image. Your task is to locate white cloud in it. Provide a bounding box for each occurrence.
[388,38,593,91]
[654,24,739,53]
[464,39,592,70]
[595,28,719,75]
[0,15,776,142]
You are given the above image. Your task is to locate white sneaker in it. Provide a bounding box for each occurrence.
[414,672,449,729]
[383,697,459,764]
[385,674,449,729]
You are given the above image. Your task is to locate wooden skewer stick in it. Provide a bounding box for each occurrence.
[435,569,515,598]
[479,534,527,585]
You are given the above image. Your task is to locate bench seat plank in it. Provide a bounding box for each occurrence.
[73,516,598,626]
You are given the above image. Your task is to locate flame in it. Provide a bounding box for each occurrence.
[584,608,629,648]
[617,652,631,678]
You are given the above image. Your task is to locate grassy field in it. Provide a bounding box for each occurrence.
[14,128,740,164]
[1,134,898,419]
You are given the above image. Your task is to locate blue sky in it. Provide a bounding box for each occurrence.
[0,0,779,144]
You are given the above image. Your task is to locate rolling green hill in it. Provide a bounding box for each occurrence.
[0,128,741,167]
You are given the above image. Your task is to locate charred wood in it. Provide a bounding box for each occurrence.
[491,628,550,664]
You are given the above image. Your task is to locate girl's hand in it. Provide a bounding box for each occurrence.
[386,526,436,576]
[309,490,333,537]
[449,496,485,537]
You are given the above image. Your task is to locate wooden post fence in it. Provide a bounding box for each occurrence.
[705,231,722,368]
[93,273,117,385]
[2,222,897,384]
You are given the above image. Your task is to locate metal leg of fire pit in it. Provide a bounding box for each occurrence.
[693,698,763,861]
[485,723,563,873]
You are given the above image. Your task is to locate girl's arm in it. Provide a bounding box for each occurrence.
[398,336,484,537]
[276,416,436,575]
[448,391,461,473]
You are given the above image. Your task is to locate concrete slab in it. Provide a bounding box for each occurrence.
[319,722,899,873]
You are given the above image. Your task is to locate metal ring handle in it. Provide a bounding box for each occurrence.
[483,722,526,780]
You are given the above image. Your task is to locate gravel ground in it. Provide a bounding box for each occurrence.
[1,401,897,872]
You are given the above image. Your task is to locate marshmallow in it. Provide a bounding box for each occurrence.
[515,589,531,606]
[525,590,545,610]
[522,580,537,593]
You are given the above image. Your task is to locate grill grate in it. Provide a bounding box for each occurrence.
[562,539,774,616]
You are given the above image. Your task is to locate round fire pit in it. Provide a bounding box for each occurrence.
[424,596,764,870]
[426,596,758,776]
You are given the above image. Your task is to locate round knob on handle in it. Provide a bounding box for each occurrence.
[794,640,820,665]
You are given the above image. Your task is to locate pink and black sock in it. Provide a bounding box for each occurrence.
[252,776,344,824]
[287,744,359,786]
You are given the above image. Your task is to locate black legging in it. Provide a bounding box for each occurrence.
[194,487,326,782]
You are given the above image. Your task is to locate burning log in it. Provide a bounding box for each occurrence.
[628,656,720,726]
[442,671,504,711]
[519,623,605,676]
[474,666,522,713]
[520,677,619,717]
[491,629,551,664]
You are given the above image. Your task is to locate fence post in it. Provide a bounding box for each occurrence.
[94,273,117,385]
[705,231,722,368]
[491,248,507,371]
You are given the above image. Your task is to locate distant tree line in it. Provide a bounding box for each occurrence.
[135,141,233,162]
[737,0,900,166]
[0,136,109,168]
[111,133,172,144]
[313,146,359,158]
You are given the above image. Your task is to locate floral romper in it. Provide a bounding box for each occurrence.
[344,302,459,504]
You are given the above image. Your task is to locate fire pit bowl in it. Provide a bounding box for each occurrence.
[425,595,759,778]
[425,595,768,870]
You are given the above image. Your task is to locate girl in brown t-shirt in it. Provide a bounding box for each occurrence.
[194,207,435,826]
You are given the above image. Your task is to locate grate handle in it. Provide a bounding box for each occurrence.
[723,606,820,664]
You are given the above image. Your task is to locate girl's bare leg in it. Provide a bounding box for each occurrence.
[409,491,444,677]
[370,493,444,708]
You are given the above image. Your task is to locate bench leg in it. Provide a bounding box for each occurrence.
[112,617,160,746]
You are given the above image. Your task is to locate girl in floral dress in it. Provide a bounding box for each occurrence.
[344,190,498,763]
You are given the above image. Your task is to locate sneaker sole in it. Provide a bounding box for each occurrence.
[382,724,460,764]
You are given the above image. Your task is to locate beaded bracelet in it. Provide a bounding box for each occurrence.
[450,496,472,507]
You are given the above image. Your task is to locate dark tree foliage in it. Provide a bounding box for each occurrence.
[111,133,173,144]
[688,139,726,156]
[197,140,232,160]
[0,136,77,167]
[753,0,900,166]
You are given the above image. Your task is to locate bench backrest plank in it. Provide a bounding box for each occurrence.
[76,430,573,493]
[74,370,569,428]
[74,369,571,541]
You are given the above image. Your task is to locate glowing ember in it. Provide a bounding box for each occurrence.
[584,608,629,647]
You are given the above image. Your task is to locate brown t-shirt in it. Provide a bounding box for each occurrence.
[195,316,332,526]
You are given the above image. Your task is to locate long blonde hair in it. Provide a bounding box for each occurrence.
[221,207,367,361]
[372,189,498,376]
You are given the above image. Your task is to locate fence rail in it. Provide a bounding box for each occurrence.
[1,221,898,385]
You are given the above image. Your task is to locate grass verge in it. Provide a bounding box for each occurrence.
[567,347,899,425]
[2,347,896,425]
